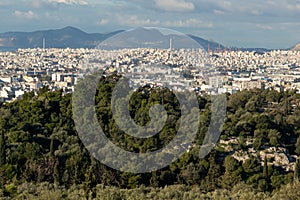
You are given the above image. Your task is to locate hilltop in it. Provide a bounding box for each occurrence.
[0,26,224,51]
[0,26,123,49]
[291,43,300,51]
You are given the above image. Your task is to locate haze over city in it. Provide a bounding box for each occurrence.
[0,0,299,49]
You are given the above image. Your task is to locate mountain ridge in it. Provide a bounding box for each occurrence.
[0,26,116,49]
[291,43,300,51]
[0,26,285,52]
[0,26,226,51]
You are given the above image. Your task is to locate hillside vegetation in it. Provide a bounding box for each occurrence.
[1,75,300,199]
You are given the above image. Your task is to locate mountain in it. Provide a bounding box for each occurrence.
[0,26,123,49]
[188,35,225,51]
[0,26,227,51]
[98,27,213,50]
[290,43,300,51]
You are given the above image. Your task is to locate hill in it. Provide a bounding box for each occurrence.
[0,26,123,49]
[0,76,299,198]
[0,26,224,51]
[291,43,300,51]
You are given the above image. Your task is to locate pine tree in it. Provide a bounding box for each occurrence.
[206,151,221,191]
[263,157,268,179]
[53,159,60,186]
[0,131,6,166]
[262,156,270,191]
[83,159,97,200]
[294,158,300,183]
[0,167,7,187]
[50,137,55,157]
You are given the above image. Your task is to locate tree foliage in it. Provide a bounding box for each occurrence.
[0,75,299,197]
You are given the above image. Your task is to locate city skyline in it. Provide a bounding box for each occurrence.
[0,0,299,49]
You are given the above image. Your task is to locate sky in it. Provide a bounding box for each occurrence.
[0,0,299,49]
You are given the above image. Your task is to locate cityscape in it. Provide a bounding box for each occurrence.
[0,46,299,103]
[1,0,300,199]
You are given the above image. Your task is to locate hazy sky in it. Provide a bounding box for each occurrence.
[0,0,299,49]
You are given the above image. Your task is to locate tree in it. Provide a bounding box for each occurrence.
[243,157,261,174]
[258,179,268,191]
[206,151,221,191]
[295,136,300,155]
[0,167,7,187]
[263,157,268,179]
[83,159,97,199]
[294,158,300,183]
[0,131,6,166]
[271,174,285,189]
[159,171,177,186]
[221,156,242,189]
[53,159,60,186]
[262,157,270,191]
[253,137,262,150]
[150,172,159,187]
[224,156,239,172]
[181,163,201,186]
[49,137,55,157]
[268,129,281,147]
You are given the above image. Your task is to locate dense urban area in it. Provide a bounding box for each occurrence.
[0,48,299,102]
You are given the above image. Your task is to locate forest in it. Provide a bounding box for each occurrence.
[1,74,300,199]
